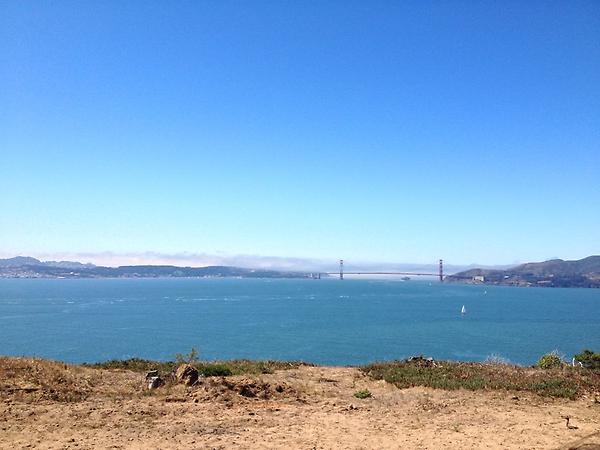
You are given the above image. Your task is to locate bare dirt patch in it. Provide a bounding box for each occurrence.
[1,358,600,449]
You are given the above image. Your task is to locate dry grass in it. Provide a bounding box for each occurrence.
[361,360,600,399]
[0,356,98,402]
[3,358,600,449]
[4,356,600,406]
[0,357,148,403]
[0,356,311,405]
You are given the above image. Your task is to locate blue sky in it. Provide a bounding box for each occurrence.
[1,1,599,267]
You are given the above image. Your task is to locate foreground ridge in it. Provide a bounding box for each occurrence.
[1,356,600,449]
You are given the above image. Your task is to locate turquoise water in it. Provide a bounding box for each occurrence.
[0,278,598,365]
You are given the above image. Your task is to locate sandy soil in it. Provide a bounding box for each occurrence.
[2,364,600,450]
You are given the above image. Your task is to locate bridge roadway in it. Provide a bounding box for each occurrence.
[324,272,439,276]
[321,271,473,279]
[320,260,474,280]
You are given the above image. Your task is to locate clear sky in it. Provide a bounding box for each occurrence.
[1,0,599,267]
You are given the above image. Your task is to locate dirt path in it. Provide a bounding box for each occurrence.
[2,365,600,449]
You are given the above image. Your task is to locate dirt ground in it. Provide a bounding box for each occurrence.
[1,362,600,450]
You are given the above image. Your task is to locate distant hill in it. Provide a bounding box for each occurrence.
[0,256,96,270]
[0,256,43,267]
[446,256,600,288]
[42,260,97,269]
[0,256,317,279]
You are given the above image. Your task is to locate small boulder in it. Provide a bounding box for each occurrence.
[406,355,436,367]
[147,376,164,390]
[176,364,199,386]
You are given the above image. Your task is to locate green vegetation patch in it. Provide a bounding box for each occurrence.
[353,389,372,399]
[537,351,564,369]
[198,363,232,377]
[575,349,600,369]
[87,358,308,377]
[85,358,178,374]
[360,360,600,399]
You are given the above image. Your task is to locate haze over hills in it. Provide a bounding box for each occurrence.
[1,255,599,286]
[0,255,513,275]
[0,256,314,279]
[0,255,516,279]
[446,256,600,288]
[0,256,96,270]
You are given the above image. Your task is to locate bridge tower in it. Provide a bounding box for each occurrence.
[339,259,344,280]
[439,259,444,282]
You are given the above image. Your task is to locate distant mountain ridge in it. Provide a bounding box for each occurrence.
[0,256,45,267]
[0,256,513,275]
[446,256,600,288]
[0,256,315,279]
[4,255,598,285]
[0,256,96,269]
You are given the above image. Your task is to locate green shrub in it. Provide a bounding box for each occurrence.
[88,358,306,377]
[360,359,598,399]
[353,389,372,399]
[537,352,563,369]
[199,364,233,377]
[531,378,578,399]
[574,349,600,369]
[86,358,177,374]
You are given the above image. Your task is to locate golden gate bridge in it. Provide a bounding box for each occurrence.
[321,259,452,281]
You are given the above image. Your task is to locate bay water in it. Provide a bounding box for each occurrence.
[0,278,598,366]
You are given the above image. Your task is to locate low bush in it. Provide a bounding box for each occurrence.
[198,364,232,377]
[574,349,600,369]
[537,352,564,369]
[361,359,600,399]
[353,389,372,399]
[88,357,308,377]
[85,358,177,374]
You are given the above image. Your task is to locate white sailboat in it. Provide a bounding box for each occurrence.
[461,305,466,315]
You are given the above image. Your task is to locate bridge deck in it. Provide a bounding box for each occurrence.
[321,272,472,279]
[324,272,438,276]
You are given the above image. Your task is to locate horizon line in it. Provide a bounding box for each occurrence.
[1,251,579,271]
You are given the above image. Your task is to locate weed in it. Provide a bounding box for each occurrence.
[484,354,511,365]
[175,348,200,365]
[353,389,372,399]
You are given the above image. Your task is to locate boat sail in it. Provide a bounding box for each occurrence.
[461,305,466,315]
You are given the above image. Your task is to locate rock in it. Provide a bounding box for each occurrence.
[145,370,159,380]
[176,364,199,386]
[406,355,437,367]
[147,376,164,389]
